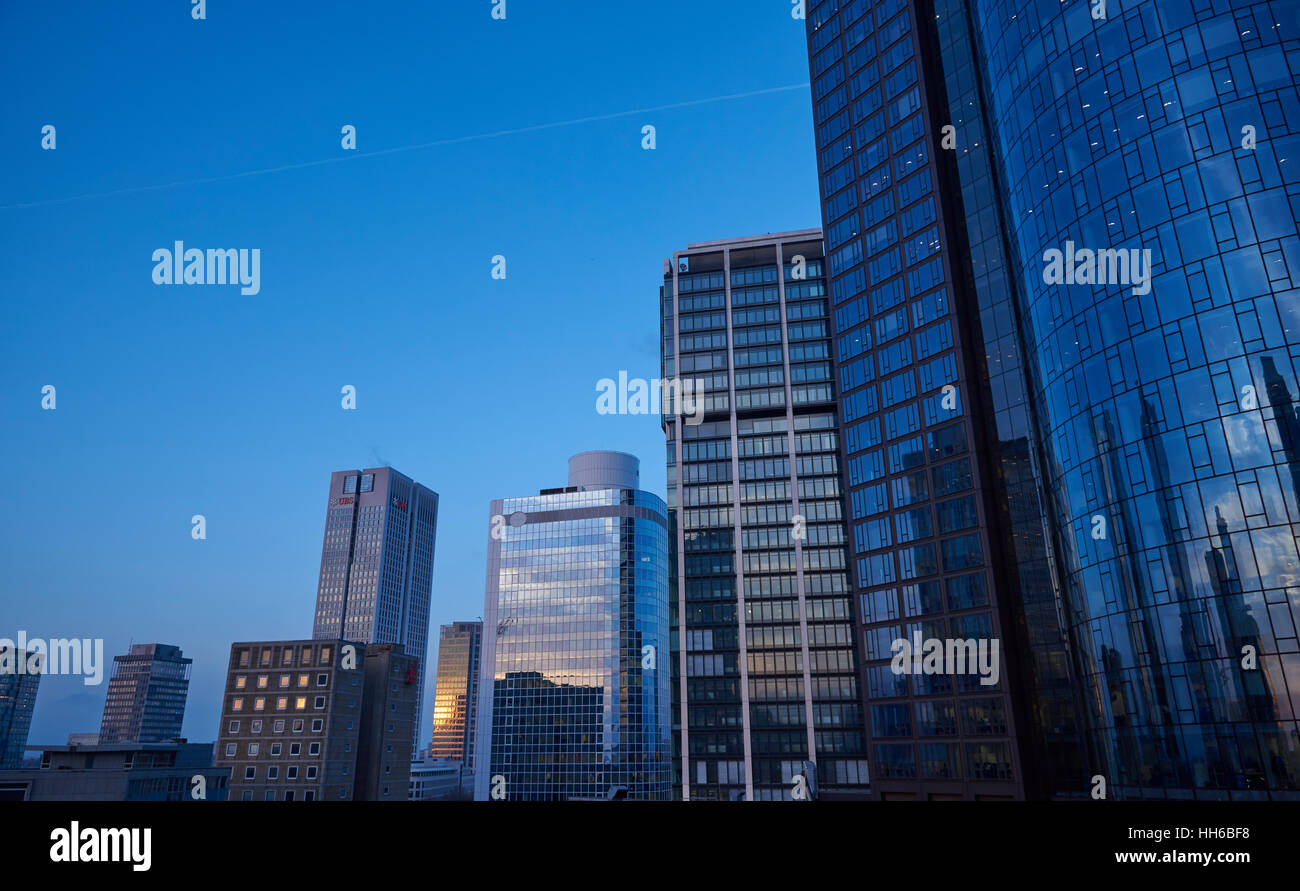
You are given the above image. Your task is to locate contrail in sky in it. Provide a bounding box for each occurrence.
[0,83,810,211]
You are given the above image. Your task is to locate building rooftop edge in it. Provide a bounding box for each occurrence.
[679,228,823,251]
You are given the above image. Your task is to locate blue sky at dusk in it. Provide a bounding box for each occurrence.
[0,1,823,745]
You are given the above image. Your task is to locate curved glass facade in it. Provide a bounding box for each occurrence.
[474,477,673,800]
[974,0,1300,798]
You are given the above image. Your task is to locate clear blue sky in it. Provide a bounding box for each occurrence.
[0,0,823,747]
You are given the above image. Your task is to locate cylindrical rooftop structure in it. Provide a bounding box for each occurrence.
[567,451,639,491]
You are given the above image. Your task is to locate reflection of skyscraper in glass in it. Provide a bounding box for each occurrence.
[0,649,40,768]
[430,621,482,768]
[1262,356,1300,512]
[312,467,438,760]
[1205,509,1279,727]
[474,452,672,801]
[804,0,1300,798]
[98,644,191,745]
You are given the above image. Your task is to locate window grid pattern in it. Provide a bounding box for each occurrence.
[665,240,869,800]
[975,0,1300,798]
[808,0,1019,794]
[479,489,672,800]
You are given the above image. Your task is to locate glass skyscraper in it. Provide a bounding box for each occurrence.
[312,467,439,760]
[473,452,672,801]
[805,0,1299,799]
[662,232,870,800]
[98,643,191,745]
[0,648,40,768]
[430,620,482,767]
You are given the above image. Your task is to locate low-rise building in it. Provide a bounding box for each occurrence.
[0,741,228,801]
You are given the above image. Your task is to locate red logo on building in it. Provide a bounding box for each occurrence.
[405,666,418,685]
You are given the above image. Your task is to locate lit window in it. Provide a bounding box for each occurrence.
[254,697,266,711]
[232,698,244,711]
[234,676,246,689]
[257,676,268,689]
[276,697,288,711]
[295,697,307,710]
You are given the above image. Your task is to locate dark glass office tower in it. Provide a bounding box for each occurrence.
[806,0,1072,802]
[474,452,672,801]
[312,467,439,760]
[430,621,482,767]
[662,233,869,800]
[98,644,191,745]
[806,0,1300,799]
[0,648,40,768]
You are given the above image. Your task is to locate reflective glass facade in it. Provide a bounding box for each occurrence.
[972,0,1300,799]
[807,0,1027,799]
[474,456,672,800]
[662,233,870,800]
[807,0,1300,799]
[430,621,482,767]
[0,649,40,769]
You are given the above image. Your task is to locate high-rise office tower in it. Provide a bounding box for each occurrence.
[216,639,415,802]
[430,621,482,768]
[805,0,1299,799]
[661,233,870,800]
[0,648,41,768]
[98,644,191,745]
[474,452,672,801]
[312,467,438,760]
